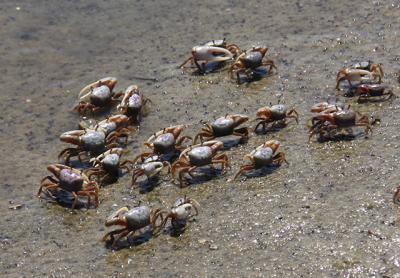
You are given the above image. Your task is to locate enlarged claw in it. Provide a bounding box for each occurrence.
[192,45,233,62]
[59,130,85,145]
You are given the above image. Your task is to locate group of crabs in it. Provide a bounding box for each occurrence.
[309,60,393,141]
[37,38,397,248]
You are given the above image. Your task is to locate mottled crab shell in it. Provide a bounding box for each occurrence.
[102,153,120,173]
[252,147,273,168]
[90,85,112,107]
[172,204,193,221]
[242,51,263,69]
[334,110,356,127]
[359,84,386,96]
[98,121,117,136]
[270,104,287,120]
[59,169,84,192]
[188,146,212,166]
[128,93,142,110]
[353,61,371,70]
[81,131,106,154]
[125,206,151,230]
[153,133,176,154]
[211,117,234,137]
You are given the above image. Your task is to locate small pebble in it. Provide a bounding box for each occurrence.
[209,244,218,250]
[198,239,207,244]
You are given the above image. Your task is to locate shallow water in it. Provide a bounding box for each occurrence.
[1,0,400,276]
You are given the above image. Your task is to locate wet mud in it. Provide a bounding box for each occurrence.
[1,0,400,277]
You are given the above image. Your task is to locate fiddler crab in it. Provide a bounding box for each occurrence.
[85,148,130,184]
[234,140,288,180]
[38,164,99,209]
[309,101,346,126]
[102,205,164,247]
[229,47,277,84]
[58,129,120,165]
[179,38,241,73]
[130,155,171,186]
[309,107,372,141]
[79,114,135,145]
[254,104,298,133]
[336,62,383,90]
[133,125,192,163]
[152,196,200,234]
[74,77,123,114]
[171,140,230,187]
[117,85,151,123]
[194,114,249,144]
[352,84,394,102]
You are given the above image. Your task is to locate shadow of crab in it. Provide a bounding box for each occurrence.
[254,121,288,135]
[180,167,224,187]
[104,229,153,250]
[237,67,272,84]
[41,189,90,209]
[190,61,228,75]
[160,219,197,238]
[315,129,367,143]
[238,165,281,180]
[136,176,164,194]
[62,158,92,169]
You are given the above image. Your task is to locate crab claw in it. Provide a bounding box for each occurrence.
[79,77,118,98]
[46,164,67,177]
[230,114,249,126]
[107,114,130,126]
[192,45,233,62]
[125,85,139,94]
[105,207,129,226]
[59,130,85,145]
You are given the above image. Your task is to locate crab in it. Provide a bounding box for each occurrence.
[80,114,135,145]
[152,196,200,234]
[254,104,299,133]
[130,156,171,185]
[229,47,277,84]
[85,148,130,184]
[194,114,249,144]
[117,85,151,123]
[171,140,230,187]
[133,125,192,163]
[74,77,123,114]
[309,108,372,141]
[336,63,383,89]
[102,205,164,247]
[310,101,346,126]
[353,83,394,102]
[234,140,288,180]
[58,129,120,165]
[38,164,99,209]
[179,44,235,73]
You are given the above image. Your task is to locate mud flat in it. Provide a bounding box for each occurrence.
[1,0,400,276]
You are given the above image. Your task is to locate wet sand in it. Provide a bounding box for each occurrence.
[1,0,400,276]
